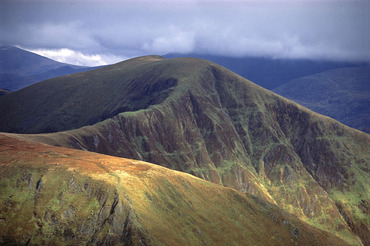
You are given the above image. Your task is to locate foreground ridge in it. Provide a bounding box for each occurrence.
[0,133,350,245]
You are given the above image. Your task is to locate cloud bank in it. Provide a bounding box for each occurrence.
[1,0,369,65]
[27,48,125,66]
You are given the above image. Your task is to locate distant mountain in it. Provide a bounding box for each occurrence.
[0,45,69,75]
[1,56,368,245]
[164,53,368,90]
[0,45,98,90]
[273,66,370,133]
[0,88,11,97]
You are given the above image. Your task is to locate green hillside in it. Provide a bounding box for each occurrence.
[0,133,350,245]
[0,56,169,133]
[0,56,369,245]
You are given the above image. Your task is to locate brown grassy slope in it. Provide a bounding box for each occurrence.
[0,133,350,246]
[1,56,369,244]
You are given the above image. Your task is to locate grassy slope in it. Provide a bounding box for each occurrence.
[0,56,169,133]
[1,56,369,245]
[0,133,350,245]
[273,66,370,133]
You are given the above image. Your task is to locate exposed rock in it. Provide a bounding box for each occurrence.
[36,177,43,191]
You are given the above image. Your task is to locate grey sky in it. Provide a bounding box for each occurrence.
[1,0,370,66]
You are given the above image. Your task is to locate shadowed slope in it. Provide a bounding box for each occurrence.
[0,133,350,245]
[1,56,369,245]
[273,66,370,133]
[0,56,173,133]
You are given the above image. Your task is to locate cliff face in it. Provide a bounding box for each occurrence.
[1,57,369,245]
[0,133,350,245]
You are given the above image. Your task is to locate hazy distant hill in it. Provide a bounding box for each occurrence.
[1,56,368,245]
[0,45,68,75]
[273,66,370,133]
[0,45,97,90]
[0,88,11,97]
[165,53,367,90]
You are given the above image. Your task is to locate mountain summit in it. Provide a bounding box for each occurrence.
[0,56,369,245]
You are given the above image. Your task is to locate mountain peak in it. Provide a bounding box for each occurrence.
[0,56,368,245]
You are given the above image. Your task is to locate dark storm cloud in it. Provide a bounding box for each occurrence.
[1,0,369,65]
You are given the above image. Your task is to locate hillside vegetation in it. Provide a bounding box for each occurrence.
[0,56,369,245]
[0,133,350,245]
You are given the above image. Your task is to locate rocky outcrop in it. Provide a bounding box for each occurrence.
[1,169,151,245]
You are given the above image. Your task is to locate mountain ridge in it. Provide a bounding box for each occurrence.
[164,53,369,90]
[0,56,368,245]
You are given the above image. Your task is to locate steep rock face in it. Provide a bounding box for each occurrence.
[0,134,350,246]
[3,57,369,245]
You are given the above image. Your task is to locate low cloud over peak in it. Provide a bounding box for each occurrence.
[26,48,125,66]
[2,0,369,65]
